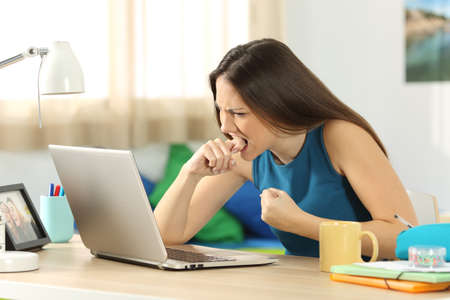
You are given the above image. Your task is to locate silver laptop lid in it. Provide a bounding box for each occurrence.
[48,145,167,264]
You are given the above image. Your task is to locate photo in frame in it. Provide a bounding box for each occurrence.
[0,183,50,251]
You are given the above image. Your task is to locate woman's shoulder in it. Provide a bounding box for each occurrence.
[322,120,381,173]
[323,119,374,145]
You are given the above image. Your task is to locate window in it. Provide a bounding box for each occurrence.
[0,0,282,150]
[134,0,249,99]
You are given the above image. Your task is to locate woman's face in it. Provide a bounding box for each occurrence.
[215,76,276,161]
[6,202,21,226]
[0,203,12,225]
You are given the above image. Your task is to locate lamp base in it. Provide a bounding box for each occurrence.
[0,251,39,272]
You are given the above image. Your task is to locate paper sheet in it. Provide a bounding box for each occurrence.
[354,260,450,273]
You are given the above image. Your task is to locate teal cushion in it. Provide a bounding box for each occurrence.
[396,223,450,261]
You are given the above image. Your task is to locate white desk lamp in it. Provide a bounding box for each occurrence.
[0,42,84,272]
[0,41,85,127]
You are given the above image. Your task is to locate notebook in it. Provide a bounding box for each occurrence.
[354,260,450,272]
[48,145,277,270]
[330,273,450,293]
[330,263,450,283]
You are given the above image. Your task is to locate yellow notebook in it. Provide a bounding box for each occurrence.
[330,273,450,293]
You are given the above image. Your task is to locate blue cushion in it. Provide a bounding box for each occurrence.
[140,174,156,197]
[190,237,283,250]
[224,181,275,238]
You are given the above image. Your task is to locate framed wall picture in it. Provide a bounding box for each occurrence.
[0,183,50,251]
[405,0,450,82]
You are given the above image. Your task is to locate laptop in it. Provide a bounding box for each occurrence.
[48,145,277,270]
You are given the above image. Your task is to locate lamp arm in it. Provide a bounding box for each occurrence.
[0,47,48,69]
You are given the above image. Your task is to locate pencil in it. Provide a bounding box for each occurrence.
[394,214,414,228]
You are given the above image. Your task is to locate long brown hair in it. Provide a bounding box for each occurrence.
[209,38,387,156]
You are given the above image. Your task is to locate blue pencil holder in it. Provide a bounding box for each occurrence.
[40,195,74,243]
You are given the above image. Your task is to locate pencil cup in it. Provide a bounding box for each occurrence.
[40,195,74,243]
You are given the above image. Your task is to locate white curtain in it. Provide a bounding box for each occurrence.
[0,0,284,150]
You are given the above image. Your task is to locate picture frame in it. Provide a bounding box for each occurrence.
[0,183,50,251]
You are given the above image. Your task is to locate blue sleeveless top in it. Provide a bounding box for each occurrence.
[252,124,372,257]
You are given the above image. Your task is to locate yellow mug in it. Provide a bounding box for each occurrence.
[319,221,378,272]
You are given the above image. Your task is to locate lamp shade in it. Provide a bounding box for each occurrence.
[39,41,84,95]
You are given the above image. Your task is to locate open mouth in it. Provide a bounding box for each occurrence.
[230,135,248,152]
[241,138,248,151]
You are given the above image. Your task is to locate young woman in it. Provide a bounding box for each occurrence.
[5,198,38,243]
[154,39,418,259]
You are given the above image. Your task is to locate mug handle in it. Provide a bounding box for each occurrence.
[360,230,379,262]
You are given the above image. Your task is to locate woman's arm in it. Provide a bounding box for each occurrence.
[154,138,251,245]
[260,120,418,259]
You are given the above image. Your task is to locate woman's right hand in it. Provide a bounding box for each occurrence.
[183,136,246,177]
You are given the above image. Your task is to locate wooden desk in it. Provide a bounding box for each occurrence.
[0,236,447,300]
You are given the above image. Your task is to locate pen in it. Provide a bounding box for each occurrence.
[49,183,54,197]
[394,214,414,228]
[60,187,65,196]
[54,185,61,197]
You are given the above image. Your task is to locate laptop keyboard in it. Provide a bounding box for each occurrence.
[166,248,236,263]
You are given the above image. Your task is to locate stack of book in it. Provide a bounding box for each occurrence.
[330,261,450,293]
